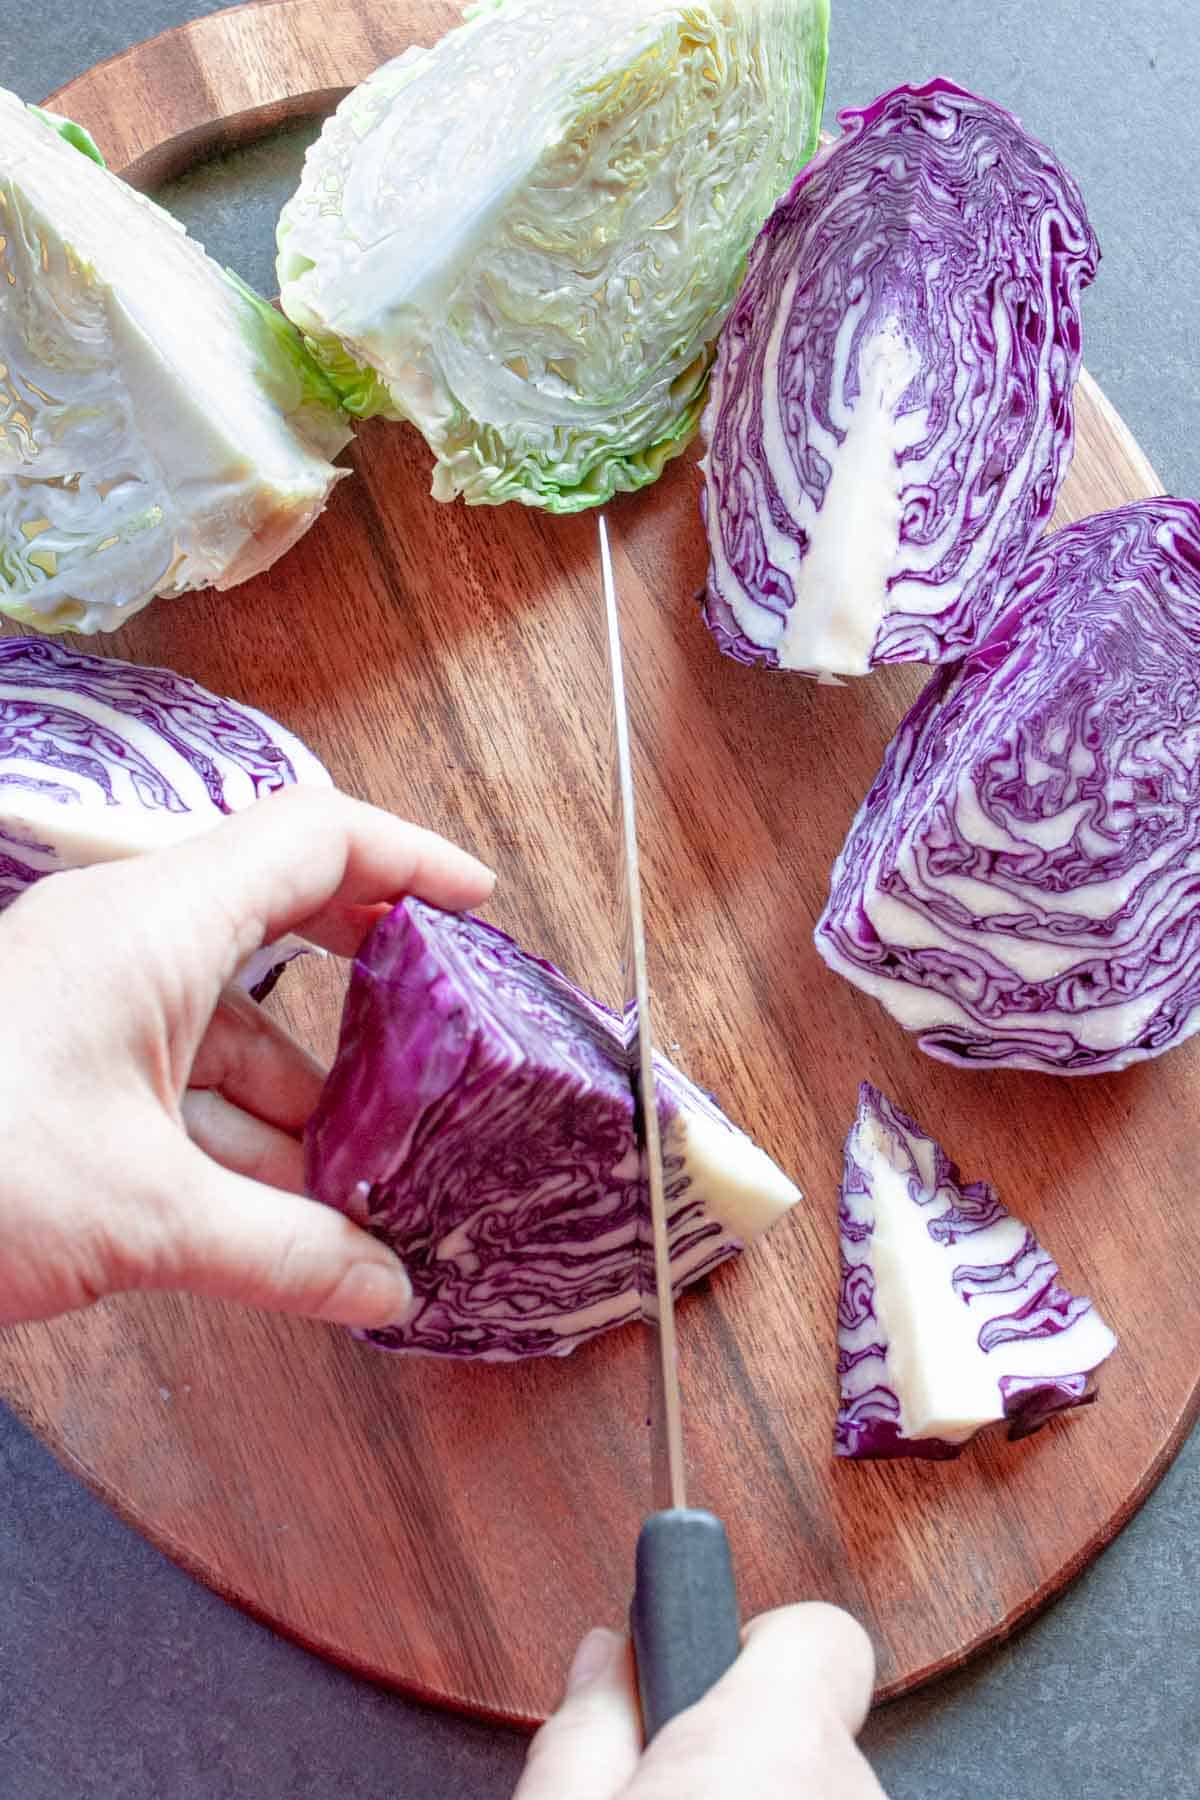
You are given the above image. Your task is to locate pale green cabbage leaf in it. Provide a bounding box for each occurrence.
[276,0,829,513]
[27,107,106,167]
[0,91,352,635]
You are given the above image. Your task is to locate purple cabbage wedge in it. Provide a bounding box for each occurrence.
[837,1084,1116,1460]
[0,636,330,998]
[700,79,1098,680]
[305,899,800,1359]
[817,499,1200,1075]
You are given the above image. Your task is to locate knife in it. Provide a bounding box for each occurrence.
[597,514,742,1744]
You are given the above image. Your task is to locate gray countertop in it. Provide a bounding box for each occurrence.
[2,2,1199,1795]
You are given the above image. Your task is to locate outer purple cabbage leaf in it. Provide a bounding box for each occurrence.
[0,636,330,996]
[305,898,800,1360]
[837,1083,1116,1460]
[816,498,1200,1075]
[700,78,1098,680]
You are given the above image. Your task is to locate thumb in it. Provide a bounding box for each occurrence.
[514,1629,641,1800]
[150,1139,415,1329]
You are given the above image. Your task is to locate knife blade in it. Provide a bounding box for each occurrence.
[597,515,741,1743]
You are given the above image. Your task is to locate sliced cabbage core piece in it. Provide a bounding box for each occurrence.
[837,1084,1116,1459]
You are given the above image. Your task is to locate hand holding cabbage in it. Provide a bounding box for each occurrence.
[0,788,493,1328]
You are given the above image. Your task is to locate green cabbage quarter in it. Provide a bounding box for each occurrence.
[276,0,829,513]
[0,91,352,634]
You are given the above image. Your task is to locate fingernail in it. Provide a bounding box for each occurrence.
[566,1627,620,1695]
[336,1252,414,1328]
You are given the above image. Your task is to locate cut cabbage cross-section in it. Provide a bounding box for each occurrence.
[700,80,1098,678]
[817,499,1200,1076]
[0,636,332,998]
[305,899,801,1358]
[836,1084,1116,1460]
[0,91,351,634]
[276,0,829,513]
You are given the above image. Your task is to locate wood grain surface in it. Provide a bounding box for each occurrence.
[0,0,1191,1728]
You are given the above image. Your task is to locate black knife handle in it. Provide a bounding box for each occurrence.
[631,1509,741,1743]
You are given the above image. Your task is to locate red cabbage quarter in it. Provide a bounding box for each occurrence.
[816,499,1200,1075]
[0,636,330,996]
[837,1084,1116,1460]
[700,79,1098,679]
[305,899,801,1359]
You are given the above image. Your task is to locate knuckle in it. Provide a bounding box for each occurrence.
[753,1600,876,1680]
[7,866,92,935]
[260,1218,353,1318]
[260,782,341,833]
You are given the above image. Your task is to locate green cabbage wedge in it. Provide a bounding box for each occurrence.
[0,91,352,634]
[276,0,829,513]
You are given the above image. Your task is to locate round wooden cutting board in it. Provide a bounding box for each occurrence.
[0,0,1192,1728]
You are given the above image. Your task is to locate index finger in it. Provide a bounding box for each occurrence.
[148,786,496,968]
